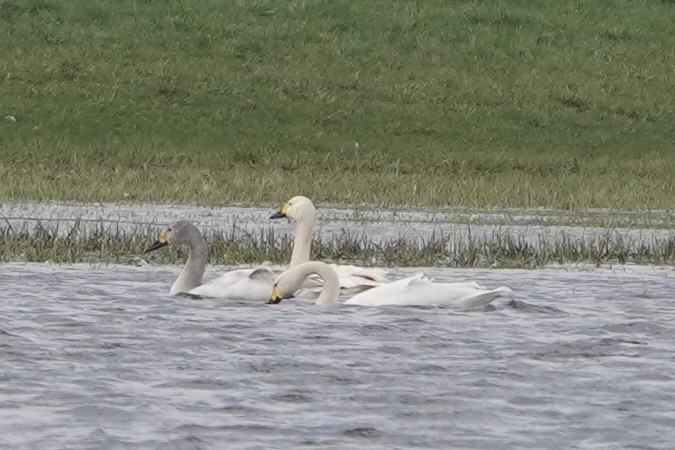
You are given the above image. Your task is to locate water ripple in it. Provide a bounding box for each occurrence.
[0,262,674,448]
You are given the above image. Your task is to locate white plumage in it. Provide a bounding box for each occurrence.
[270,195,389,293]
[270,261,513,309]
[145,221,275,301]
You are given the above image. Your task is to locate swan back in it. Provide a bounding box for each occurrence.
[189,267,275,300]
[345,274,512,308]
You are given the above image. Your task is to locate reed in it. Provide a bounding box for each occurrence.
[2,221,673,268]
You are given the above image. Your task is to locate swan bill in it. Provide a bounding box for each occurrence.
[145,228,171,253]
[268,284,283,304]
[145,240,168,253]
[270,202,290,219]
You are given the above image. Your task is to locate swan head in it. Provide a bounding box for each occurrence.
[267,280,288,304]
[270,195,315,222]
[267,271,297,304]
[145,220,198,253]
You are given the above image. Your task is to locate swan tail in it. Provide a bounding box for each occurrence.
[491,286,514,299]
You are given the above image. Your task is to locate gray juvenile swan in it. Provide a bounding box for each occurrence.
[269,261,513,308]
[145,220,274,300]
[270,195,389,292]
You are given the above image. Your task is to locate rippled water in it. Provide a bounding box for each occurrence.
[2,261,674,448]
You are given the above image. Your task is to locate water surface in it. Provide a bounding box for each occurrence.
[1,262,674,448]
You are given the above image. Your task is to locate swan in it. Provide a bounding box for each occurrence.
[270,195,389,292]
[268,261,513,309]
[145,220,275,300]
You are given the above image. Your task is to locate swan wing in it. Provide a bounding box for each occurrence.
[248,267,277,283]
[188,268,274,301]
[331,264,389,283]
[344,273,430,305]
[329,264,389,292]
[345,275,512,308]
[298,265,389,294]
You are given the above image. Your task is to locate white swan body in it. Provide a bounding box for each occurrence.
[345,274,510,308]
[270,196,389,292]
[188,267,275,299]
[270,261,513,309]
[145,220,274,300]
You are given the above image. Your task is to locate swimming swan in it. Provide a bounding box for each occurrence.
[268,261,513,309]
[270,195,389,292]
[145,220,274,300]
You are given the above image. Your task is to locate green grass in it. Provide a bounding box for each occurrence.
[1,0,674,210]
[1,221,674,268]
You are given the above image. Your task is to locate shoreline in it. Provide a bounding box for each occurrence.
[2,200,673,268]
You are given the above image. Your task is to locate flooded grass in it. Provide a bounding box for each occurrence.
[2,220,673,268]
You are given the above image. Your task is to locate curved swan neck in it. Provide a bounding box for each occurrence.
[289,261,340,305]
[289,216,314,268]
[171,230,208,295]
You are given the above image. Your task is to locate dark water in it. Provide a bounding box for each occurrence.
[1,262,674,448]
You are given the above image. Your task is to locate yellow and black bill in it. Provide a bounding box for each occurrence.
[144,229,169,253]
[268,284,284,304]
[269,202,289,219]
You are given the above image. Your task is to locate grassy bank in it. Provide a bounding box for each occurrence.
[1,221,674,268]
[1,0,674,210]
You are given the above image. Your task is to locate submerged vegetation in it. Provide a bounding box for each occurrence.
[1,0,674,209]
[1,221,673,268]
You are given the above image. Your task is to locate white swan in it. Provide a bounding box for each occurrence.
[270,196,389,292]
[145,221,274,300]
[269,261,513,309]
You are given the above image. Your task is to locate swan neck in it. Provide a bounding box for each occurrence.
[171,234,207,294]
[289,217,314,268]
[306,262,340,306]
